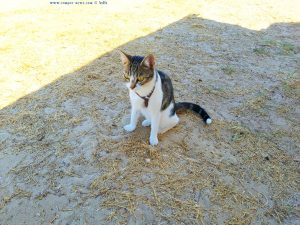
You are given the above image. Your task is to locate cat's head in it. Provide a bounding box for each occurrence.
[119,51,155,90]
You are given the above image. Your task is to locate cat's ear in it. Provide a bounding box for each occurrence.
[119,50,131,66]
[141,54,155,69]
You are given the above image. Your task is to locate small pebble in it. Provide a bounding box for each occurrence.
[145,158,151,163]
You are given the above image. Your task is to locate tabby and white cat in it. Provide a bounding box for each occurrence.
[120,51,212,146]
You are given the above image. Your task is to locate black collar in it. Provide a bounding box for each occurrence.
[135,73,158,107]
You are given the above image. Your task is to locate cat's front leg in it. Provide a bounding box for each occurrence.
[149,113,160,145]
[124,108,140,132]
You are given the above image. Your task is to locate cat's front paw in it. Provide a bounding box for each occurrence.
[142,119,151,127]
[149,135,158,146]
[124,124,136,132]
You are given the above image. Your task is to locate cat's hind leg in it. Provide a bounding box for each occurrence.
[159,114,179,134]
[141,109,151,127]
[142,120,151,127]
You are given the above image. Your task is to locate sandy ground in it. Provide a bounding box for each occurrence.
[0,0,299,224]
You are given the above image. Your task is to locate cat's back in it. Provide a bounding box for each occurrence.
[157,70,175,110]
[157,70,171,82]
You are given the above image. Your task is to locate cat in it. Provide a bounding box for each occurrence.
[120,51,212,146]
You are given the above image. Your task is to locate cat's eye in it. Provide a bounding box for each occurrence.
[137,76,145,82]
[123,73,130,80]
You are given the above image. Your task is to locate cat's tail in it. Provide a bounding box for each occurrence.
[175,102,212,124]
